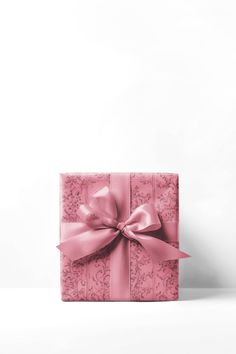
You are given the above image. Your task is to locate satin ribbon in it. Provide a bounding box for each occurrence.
[57,184,189,299]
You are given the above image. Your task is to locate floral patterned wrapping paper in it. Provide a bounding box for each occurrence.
[60,173,179,301]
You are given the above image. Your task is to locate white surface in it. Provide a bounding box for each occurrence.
[0,1,236,288]
[0,288,235,354]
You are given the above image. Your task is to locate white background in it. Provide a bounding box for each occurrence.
[0,288,235,354]
[1,2,236,354]
[0,0,236,290]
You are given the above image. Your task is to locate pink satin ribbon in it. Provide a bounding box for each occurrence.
[58,176,189,300]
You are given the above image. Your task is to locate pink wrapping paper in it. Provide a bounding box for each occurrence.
[59,172,185,301]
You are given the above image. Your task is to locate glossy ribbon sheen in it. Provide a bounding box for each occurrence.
[58,179,189,300]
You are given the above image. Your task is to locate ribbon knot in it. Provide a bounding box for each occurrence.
[116,221,126,232]
[116,221,133,240]
[57,186,189,263]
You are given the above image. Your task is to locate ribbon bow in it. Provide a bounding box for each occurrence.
[57,186,189,263]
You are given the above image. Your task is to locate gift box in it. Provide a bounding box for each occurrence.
[57,173,189,301]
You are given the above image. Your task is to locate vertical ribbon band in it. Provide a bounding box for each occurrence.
[109,173,130,300]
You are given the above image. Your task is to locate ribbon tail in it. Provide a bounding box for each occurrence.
[135,233,190,263]
[57,228,119,262]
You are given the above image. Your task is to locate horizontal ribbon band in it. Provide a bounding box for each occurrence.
[57,185,190,263]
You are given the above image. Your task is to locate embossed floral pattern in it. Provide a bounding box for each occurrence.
[130,173,178,301]
[60,174,110,301]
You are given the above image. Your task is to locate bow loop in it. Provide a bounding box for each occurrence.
[78,186,119,230]
[125,203,162,233]
[78,204,104,229]
[89,186,118,219]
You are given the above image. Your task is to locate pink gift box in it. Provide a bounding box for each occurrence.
[58,173,189,301]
